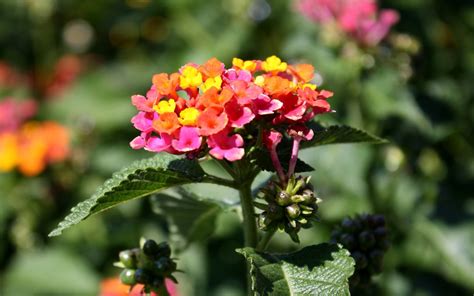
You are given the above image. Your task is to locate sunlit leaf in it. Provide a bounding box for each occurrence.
[49,154,207,237]
[237,243,355,295]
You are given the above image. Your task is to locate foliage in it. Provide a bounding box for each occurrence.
[237,244,355,296]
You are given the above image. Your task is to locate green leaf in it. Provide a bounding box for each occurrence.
[151,188,224,250]
[236,243,355,296]
[49,154,207,237]
[302,124,387,149]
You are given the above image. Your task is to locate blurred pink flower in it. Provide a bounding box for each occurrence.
[297,0,399,46]
[0,98,37,132]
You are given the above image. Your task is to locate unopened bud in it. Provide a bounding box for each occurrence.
[286,204,301,219]
[276,191,292,206]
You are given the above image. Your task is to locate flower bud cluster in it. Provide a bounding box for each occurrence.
[331,214,390,288]
[256,175,321,242]
[116,239,177,294]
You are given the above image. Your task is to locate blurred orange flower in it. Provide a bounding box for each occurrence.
[0,121,70,176]
[100,277,178,296]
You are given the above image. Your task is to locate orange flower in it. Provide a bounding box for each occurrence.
[99,278,129,296]
[263,76,294,96]
[153,112,180,134]
[200,57,225,78]
[100,277,178,296]
[152,73,180,97]
[288,64,315,83]
[17,123,49,176]
[42,121,70,162]
[197,87,233,108]
[0,132,19,172]
[197,106,228,136]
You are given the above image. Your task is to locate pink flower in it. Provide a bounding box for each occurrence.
[230,80,262,105]
[287,125,314,177]
[0,98,37,132]
[252,94,283,115]
[263,130,282,150]
[225,99,255,128]
[131,94,155,112]
[297,0,399,46]
[130,133,147,149]
[131,111,155,132]
[223,69,252,83]
[358,10,399,45]
[277,94,307,122]
[263,130,285,181]
[146,85,159,101]
[145,133,173,152]
[171,126,202,152]
[208,130,245,161]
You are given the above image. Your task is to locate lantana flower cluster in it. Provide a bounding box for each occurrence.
[0,98,70,176]
[296,0,399,46]
[130,56,333,165]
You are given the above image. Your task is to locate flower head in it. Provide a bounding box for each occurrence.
[130,56,333,163]
[297,0,399,46]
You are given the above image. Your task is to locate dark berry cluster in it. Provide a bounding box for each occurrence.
[117,239,177,294]
[331,214,390,288]
[256,175,320,242]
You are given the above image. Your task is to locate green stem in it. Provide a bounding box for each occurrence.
[238,178,258,296]
[256,228,276,252]
[239,182,258,247]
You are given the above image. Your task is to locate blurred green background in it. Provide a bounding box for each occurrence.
[0,0,473,295]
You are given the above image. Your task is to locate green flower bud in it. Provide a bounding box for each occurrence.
[120,269,137,286]
[285,204,301,219]
[291,194,305,203]
[276,191,292,206]
[119,250,138,269]
[301,189,316,205]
